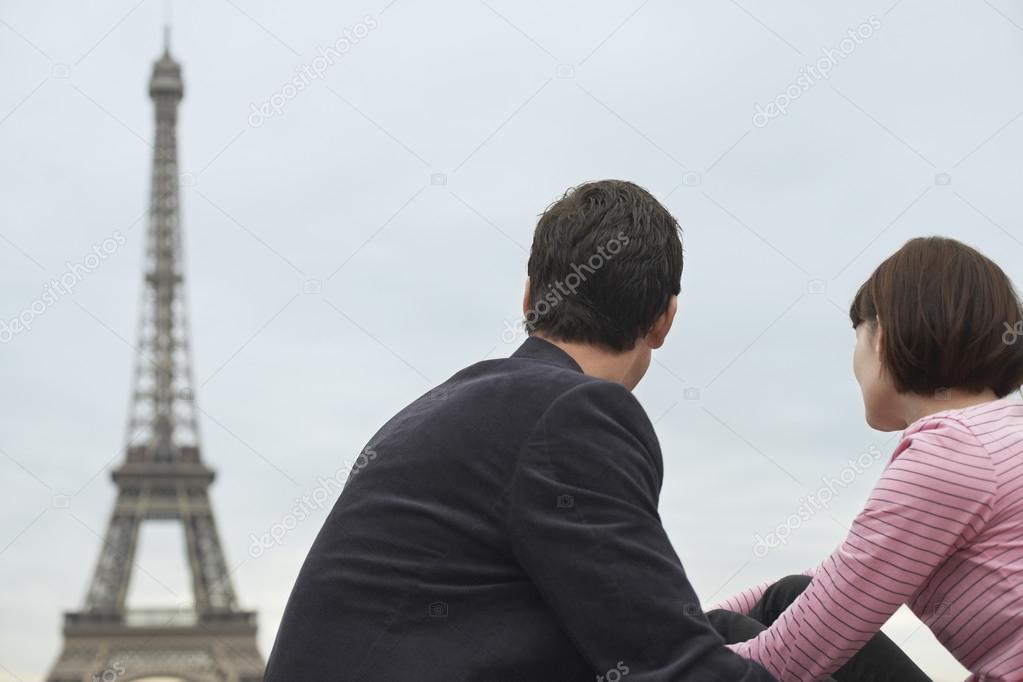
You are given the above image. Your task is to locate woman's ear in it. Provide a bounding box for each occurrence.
[646,296,678,349]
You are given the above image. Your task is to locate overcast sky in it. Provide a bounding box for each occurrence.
[2,1,1023,680]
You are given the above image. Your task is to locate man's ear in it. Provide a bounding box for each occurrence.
[522,278,532,318]
[646,295,678,349]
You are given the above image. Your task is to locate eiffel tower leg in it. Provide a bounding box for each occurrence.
[183,503,238,611]
[84,509,141,612]
[211,639,267,682]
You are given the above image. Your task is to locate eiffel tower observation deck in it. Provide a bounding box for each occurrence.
[46,34,264,682]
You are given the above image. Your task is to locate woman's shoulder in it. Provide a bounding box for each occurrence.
[891,399,1023,473]
[905,398,1023,443]
[882,406,1001,519]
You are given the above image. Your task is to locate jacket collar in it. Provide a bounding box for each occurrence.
[511,336,583,373]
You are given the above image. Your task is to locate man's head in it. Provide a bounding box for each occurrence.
[524,180,683,386]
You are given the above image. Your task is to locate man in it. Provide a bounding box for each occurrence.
[264,180,775,681]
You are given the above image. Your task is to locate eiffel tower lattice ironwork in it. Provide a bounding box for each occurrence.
[46,35,264,682]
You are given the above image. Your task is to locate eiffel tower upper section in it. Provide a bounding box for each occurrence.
[125,34,203,470]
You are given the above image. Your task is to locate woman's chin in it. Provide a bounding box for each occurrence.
[865,410,904,432]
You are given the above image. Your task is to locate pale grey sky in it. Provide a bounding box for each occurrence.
[2,1,1023,680]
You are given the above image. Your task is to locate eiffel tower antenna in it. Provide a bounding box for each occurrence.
[46,35,264,682]
[163,0,172,54]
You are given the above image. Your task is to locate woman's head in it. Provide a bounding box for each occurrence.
[850,237,1023,430]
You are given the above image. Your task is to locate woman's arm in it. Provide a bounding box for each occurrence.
[729,418,996,680]
[711,565,818,616]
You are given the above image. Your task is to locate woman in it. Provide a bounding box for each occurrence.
[714,237,1023,681]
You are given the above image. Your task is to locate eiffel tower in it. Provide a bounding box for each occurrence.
[46,34,264,682]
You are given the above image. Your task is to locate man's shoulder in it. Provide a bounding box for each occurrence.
[535,378,658,453]
[451,354,642,418]
[541,375,647,422]
[442,353,598,404]
[377,351,658,468]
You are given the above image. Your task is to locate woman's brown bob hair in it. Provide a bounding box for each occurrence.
[850,236,1023,398]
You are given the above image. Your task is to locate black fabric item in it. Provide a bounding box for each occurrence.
[710,575,931,682]
[264,337,775,682]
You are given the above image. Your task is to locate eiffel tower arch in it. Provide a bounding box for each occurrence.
[47,34,264,682]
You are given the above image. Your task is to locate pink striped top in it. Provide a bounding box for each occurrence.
[714,398,1023,681]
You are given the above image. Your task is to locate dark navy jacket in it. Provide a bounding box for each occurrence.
[265,337,775,682]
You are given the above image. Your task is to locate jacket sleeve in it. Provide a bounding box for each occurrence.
[506,380,776,682]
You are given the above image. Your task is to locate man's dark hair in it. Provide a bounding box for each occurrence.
[850,236,1023,398]
[525,180,683,352]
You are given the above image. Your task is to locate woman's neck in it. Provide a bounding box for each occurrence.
[899,389,1000,426]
